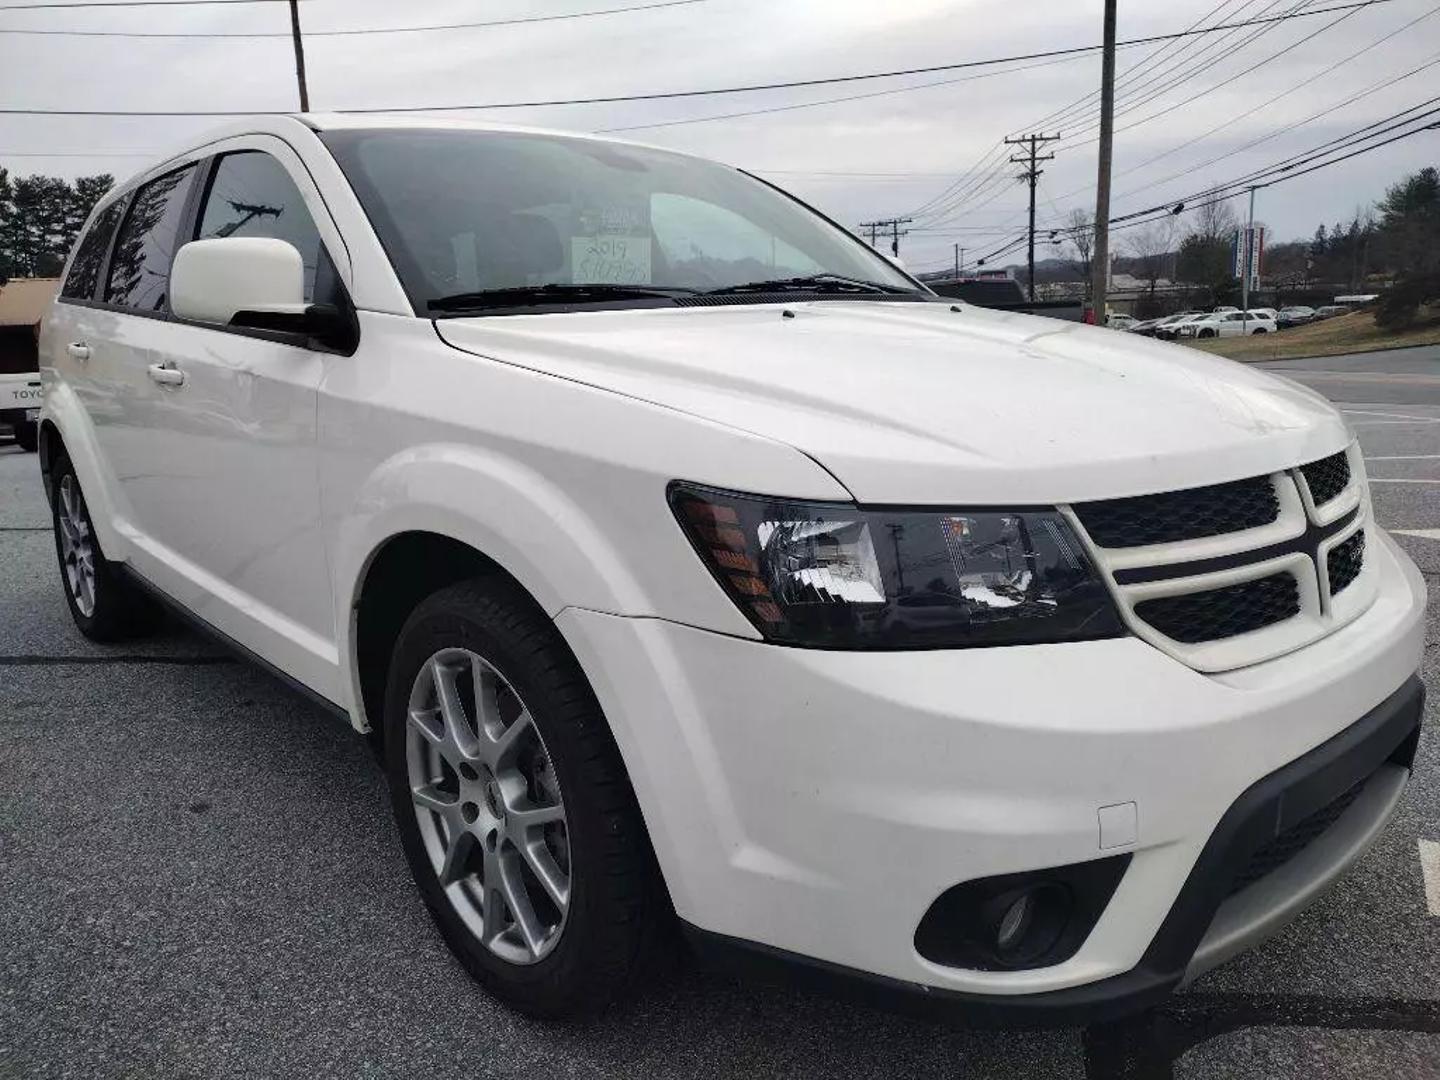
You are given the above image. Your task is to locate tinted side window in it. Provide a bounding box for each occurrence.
[105,165,198,312]
[196,152,324,303]
[62,200,124,301]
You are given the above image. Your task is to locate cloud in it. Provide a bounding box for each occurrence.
[2,0,1436,272]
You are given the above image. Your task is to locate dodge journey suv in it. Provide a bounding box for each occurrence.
[37,115,1425,1023]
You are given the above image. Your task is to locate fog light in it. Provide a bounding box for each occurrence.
[984,883,1071,966]
[915,856,1130,972]
[995,893,1032,952]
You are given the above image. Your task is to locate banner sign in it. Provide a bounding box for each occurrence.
[1231,227,1265,288]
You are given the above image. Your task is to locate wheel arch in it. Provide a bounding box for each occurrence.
[334,442,689,736]
[38,417,64,507]
[34,393,128,559]
[350,529,544,744]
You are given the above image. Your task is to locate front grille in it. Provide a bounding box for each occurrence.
[1227,780,1365,897]
[1301,451,1350,506]
[1073,476,1279,549]
[1133,573,1300,644]
[1328,529,1365,596]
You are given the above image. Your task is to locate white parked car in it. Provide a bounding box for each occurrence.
[1106,313,1138,331]
[1177,311,1277,338]
[37,116,1426,1024]
[1153,312,1209,339]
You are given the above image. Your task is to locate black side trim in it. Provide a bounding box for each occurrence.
[117,565,350,723]
[683,675,1423,1027]
[1113,506,1358,585]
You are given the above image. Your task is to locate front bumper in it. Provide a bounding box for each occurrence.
[555,528,1425,1022]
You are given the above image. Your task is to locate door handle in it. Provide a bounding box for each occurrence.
[66,341,90,361]
[146,362,186,388]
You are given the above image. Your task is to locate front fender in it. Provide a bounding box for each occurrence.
[334,441,653,625]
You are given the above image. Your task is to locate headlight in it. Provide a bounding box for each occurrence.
[669,482,1124,648]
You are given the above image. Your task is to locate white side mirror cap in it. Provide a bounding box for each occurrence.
[172,237,306,325]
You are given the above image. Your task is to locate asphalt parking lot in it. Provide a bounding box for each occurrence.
[2,346,1438,1079]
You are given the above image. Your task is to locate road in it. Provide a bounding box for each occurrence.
[1,346,1437,1079]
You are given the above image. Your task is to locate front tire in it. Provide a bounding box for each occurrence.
[384,577,666,1018]
[50,454,162,641]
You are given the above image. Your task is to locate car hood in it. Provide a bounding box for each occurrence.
[435,300,1349,504]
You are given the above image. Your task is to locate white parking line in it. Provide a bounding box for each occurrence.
[1342,409,1440,422]
[1393,529,1440,540]
[1366,455,1440,461]
[1420,840,1440,917]
[1368,478,1440,484]
[1351,420,1440,427]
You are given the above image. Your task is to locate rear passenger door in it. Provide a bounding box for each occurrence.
[82,163,202,539]
[130,141,350,698]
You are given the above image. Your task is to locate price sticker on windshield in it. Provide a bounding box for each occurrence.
[572,234,651,285]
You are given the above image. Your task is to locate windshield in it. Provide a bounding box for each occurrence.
[321,128,920,313]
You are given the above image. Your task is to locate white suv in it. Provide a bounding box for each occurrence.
[37,116,1426,1023]
[1176,311,1277,338]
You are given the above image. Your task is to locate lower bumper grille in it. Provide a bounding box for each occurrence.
[1225,780,1364,898]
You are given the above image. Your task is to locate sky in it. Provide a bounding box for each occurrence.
[1,0,1438,277]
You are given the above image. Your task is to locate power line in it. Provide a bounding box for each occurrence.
[1038,79,1440,234]
[1062,0,1362,149]
[0,149,156,156]
[599,51,1091,134]
[0,0,286,7]
[0,0,1399,116]
[920,0,1369,235]
[1105,31,1440,202]
[905,0,1283,226]
[959,101,1440,272]
[1053,0,1311,145]
[0,0,707,37]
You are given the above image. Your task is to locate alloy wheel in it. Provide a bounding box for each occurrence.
[405,648,571,965]
[58,474,97,617]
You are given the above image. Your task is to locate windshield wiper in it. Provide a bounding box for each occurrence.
[428,283,699,313]
[702,273,917,297]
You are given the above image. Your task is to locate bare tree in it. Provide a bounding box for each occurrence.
[1126,220,1177,299]
[1062,208,1094,297]
[1191,197,1239,245]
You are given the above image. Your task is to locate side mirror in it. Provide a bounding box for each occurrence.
[171,237,353,349]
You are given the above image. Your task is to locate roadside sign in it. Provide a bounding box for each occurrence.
[1230,226,1265,289]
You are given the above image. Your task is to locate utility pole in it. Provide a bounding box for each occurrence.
[1005,133,1060,302]
[1090,0,1116,323]
[289,0,310,111]
[858,217,912,258]
[954,243,963,279]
